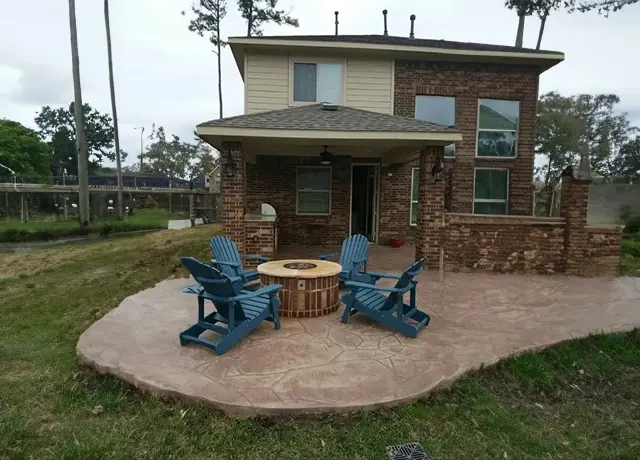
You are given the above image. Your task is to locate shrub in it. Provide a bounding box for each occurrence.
[621,239,640,259]
[623,215,640,234]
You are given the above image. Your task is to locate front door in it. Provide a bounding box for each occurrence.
[351,165,379,242]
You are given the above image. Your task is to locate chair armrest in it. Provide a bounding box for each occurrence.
[345,280,414,294]
[241,255,270,262]
[210,259,241,268]
[229,284,282,302]
[319,252,340,260]
[367,271,402,280]
[182,283,203,295]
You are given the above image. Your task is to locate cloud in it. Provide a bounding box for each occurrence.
[0,0,639,167]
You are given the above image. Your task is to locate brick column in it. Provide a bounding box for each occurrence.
[221,142,246,253]
[560,171,591,275]
[415,146,445,269]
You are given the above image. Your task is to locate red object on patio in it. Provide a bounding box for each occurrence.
[390,237,403,248]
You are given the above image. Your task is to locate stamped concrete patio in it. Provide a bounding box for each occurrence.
[77,245,640,417]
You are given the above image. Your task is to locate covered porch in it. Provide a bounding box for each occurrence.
[197,103,461,268]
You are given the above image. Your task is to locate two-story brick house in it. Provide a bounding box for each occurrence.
[197,32,618,272]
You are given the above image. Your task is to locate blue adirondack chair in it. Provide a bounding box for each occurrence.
[180,257,282,355]
[319,234,370,281]
[340,258,430,338]
[210,235,270,284]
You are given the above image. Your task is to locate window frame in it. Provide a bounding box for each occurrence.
[414,95,457,157]
[289,57,346,106]
[472,167,510,215]
[296,165,332,216]
[475,98,520,159]
[410,167,419,226]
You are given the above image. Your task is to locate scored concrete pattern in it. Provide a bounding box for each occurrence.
[77,245,640,417]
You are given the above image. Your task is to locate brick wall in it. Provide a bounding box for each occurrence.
[394,60,540,215]
[246,155,351,246]
[584,227,623,277]
[379,159,418,244]
[444,214,566,273]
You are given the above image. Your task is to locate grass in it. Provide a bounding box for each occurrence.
[0,209,173,243]
[1,228,639,459]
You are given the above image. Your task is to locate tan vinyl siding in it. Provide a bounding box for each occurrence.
[244,52,393,114]
[245,52,289,114]
[345,58,393,114]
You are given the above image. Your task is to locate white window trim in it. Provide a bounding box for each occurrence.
[475,98,519,159]
[296,165,332,216]
[289,56,347,106]
[410,167,419,226]
[415,95,456,157]
[473,167,510,215]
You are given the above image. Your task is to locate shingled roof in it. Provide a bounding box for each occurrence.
[228,34,563,56]
[198,104,458,134]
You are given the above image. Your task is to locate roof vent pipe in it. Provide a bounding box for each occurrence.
[383,9,388,36]
[335,11,339,35]
[409,14,415,38]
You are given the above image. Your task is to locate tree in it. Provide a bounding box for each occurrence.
[104,0,124,218]
[236,0,299,37]
[611,136,640,180]
[144,125,199,181]
[565,0,638,15]
[35,103,116,176]
[0,120,51,181]
[184,0,227,118]
[535,91,638,213]
[505,1,561,48]
[68,0,90,224]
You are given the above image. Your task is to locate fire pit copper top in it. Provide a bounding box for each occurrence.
[257,259,341,279]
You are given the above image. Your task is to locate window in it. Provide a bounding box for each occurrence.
[477,99,519,157]
[410,168,419,225]
[473,168,508,215]
[415,95,456,157]
[297,166,331,215]
[293,62,343,104]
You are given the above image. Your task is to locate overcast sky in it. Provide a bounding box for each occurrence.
[1,0,639,167]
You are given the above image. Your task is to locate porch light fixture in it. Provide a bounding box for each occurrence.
[319,145,332,165]
[224,148,236,178]
[431,156,444,182]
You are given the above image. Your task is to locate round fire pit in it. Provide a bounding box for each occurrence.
[257,259,342,318]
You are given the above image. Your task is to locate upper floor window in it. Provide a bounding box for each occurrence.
[415,95,456,157]
[293,62,343,105]
[477,99,519,157]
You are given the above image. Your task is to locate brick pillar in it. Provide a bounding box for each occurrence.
[221,142,246,253]
[560,171,591,275]
[415,146,445,269]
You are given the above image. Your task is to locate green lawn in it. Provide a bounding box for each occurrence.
[1,228,639,459]
[0,209,173,243]
[0,208,171,231]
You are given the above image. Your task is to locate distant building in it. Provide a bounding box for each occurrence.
[205,165,221,193]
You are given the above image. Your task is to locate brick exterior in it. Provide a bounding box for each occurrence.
[584,228,622,277]
[444,214,566,273]
[415,146,445,268]
[245,220,276,267]
[221,142,246,253]
[246,155,351,246]
[560,175,591,275]
[394,61,539,216]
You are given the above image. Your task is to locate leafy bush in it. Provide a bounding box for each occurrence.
[622,239,640,259]
[623,215,640,234]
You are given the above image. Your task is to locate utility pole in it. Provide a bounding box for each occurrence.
[68,0,90,225]
[104,0,123,218]
[135,126,145,171]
